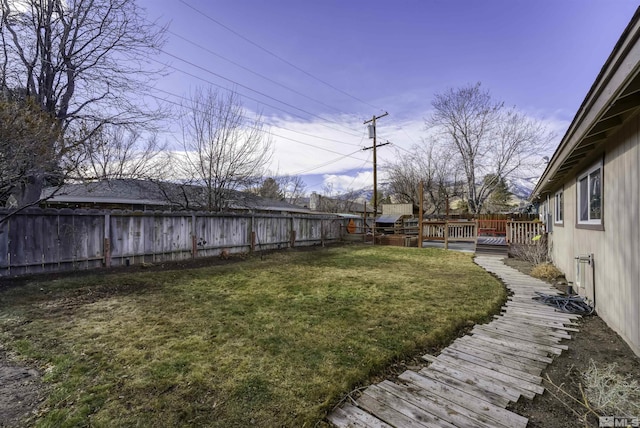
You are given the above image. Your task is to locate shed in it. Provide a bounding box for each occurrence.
[375,214,403,234]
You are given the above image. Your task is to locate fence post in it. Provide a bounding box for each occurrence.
[444,221,449,250]
[250,216,256,253]
[474,220,478,245]
[191,214,197,259]
[104,213,111,268]
[418,181,424,249]
[290,216,295,248]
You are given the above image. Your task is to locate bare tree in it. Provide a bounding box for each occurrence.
[0,0,166,206]
[427,82,553,214]
[77,125,167,180]
[0,95,60,208]
[276,174,307,205]
[385,142,463,216]
[319,183,362,213]
[180,88,273,211]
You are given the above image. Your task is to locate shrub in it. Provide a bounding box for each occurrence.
[583,359,640,416]
[530,263,563,281]
[509,241,548,265]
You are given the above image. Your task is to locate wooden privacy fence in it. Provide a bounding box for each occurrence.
[0,208,349,277]
[477,219,508,236]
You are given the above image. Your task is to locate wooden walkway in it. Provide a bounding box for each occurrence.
[327,255,579,428]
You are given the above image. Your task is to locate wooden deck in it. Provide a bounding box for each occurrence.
[327,255,578,428]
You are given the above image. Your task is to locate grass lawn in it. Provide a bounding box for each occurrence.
[0,245,506,427]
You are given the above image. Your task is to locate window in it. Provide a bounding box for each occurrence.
[577,161,602,226]
[554,189,563,225]
[539,199,547,222]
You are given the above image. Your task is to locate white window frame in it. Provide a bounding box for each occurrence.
[577,160,603,226]
[554,188,563,225]
[539,199,547,222]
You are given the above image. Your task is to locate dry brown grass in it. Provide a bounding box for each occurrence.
[530,262,563,281]
[582,359,640,417]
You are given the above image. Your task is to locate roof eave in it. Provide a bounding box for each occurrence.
[533,7,640,200]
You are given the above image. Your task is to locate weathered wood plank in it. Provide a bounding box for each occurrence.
[441,347,543,384]
[479,321,565,342]
[503,302,581,318]
[503,304,581,321]
[471,330,564,355]
[491,318,573,339]
[473,326,569,351]
[404,367,510,408]
[502,307,579,322]
[495,314,580,331]
[357,392,433,428]
[503,309,580,325]
[490,320,572,341]
[360,386,453,428]
[377,380,497,428]
[432,354,544,397]
[327,404,393,428]
[418,364,521,403]
[473,324,567,348]
[420,358,524,402]
[458,335,554,363]
[398,371,527,428]
[449,340,546,373]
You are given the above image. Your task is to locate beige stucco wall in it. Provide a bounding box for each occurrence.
[548,114,640,357]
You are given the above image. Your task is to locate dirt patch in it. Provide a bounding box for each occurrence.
[0,350,43,427]
[504,258,640,427]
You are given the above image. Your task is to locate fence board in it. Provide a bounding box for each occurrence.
[0,209,346,277]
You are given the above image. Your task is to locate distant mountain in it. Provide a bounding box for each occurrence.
[508,177,539,200]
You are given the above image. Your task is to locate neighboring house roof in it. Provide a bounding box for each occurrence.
[376,214,403,223]
[533,7,640,198]
[298,194,375,214]
[42,179,313,214]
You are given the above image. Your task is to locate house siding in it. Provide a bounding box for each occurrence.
[549,114,640,356]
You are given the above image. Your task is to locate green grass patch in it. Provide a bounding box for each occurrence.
[0,245,506,427]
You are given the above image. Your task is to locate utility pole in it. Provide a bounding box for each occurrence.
[363,112,389,216]
[363,112,389,245]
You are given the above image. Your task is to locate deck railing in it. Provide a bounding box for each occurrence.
[421,221,477,249]
[447,222,477,242]
[507,221,545,245]
[419,219,545,250]
[422,221,447,241]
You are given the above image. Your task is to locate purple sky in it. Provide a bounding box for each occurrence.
[139,0,639,192]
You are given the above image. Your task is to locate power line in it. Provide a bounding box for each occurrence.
[288,150,366,176]
[163,27,350,116]
[152,86,362,148]
[144,91,371,162]
[158,48,362,136]
[344,150,373,190]
[145,55,363,139]
[178,0,383,112]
